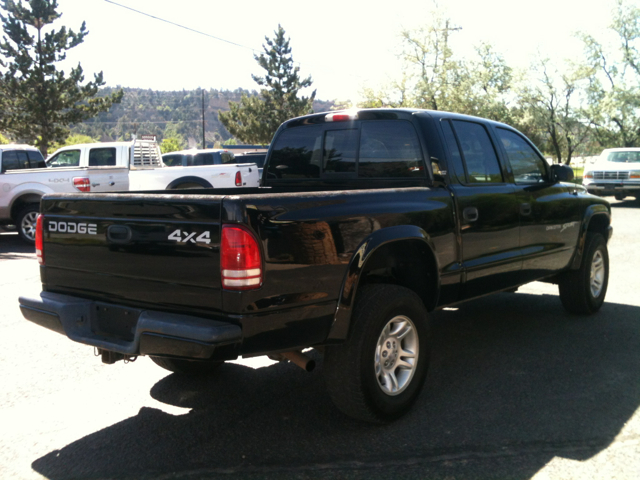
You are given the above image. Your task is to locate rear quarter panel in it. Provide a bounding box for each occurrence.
[220,187,457,352]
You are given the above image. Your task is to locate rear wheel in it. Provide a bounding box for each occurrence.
[558,233,609,314]
[171,182,205,189]
[150,356,223,375]
[16,204,39,244]
[323,284,430,423]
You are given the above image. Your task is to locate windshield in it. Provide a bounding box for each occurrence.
[606,151,640,163]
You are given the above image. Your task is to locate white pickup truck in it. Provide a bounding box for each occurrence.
[582,148,640,201]
[2,139,260,243]
[1,143,129,242]
[47,139,260,191]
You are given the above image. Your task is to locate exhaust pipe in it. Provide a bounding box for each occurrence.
[281,350,315,372]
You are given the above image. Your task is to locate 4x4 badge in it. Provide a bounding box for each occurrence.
[168,229,211,244]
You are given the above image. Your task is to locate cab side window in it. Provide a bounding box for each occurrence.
[193,153,214,165]
[451,120,503,183]
[162,154,183,166]
[324,129,357,174]
[220,153,235,164]
[497,128,548,184]
[268,125,323,179]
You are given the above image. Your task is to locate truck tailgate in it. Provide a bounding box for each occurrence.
[40,193,224,315]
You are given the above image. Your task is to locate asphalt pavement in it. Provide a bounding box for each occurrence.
[0,200,639,480]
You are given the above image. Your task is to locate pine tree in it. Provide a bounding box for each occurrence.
[0,0,123,155]
[220,25,316,144]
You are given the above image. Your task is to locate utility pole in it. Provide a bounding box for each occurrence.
[202,89,206,149]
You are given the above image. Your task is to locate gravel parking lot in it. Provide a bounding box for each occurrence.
[1,200,639,480]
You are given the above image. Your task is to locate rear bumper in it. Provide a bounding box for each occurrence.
[19,292,242,359]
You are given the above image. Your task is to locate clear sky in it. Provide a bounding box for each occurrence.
[51,0,619,103]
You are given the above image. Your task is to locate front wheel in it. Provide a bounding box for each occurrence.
[558,233,609,314]
[150,356,223,375]
[323,284,430,423]
[16,204,39,244]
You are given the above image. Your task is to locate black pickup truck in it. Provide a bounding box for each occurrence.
[20,109,612,423]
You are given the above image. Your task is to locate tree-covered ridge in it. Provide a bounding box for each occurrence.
[71,86,334,147]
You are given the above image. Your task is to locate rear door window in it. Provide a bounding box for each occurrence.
[2,150,20,172]
[358,121,424,178]
[88,147,116,166]
[27,150,46,168]
[451,120,503,183]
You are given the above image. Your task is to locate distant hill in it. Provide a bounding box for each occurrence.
[71,87,335,146]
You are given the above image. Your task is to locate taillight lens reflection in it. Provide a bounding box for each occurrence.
[35,214,44,265]
[73,177,90,192]
[221,225,262,290]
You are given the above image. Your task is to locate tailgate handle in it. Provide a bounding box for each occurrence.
[107,225,132,244]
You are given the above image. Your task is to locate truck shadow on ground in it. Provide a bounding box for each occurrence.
[610,199,640,209]
[0,231,34,258]
[32,292,640,480]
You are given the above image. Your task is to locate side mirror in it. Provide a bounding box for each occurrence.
[551,164,574,183]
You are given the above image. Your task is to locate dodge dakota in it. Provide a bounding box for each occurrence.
[20,109,612,422]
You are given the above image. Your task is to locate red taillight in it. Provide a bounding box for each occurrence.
[235,171,242,186]
[73,177,90,192]
[221,225,262,290]
[35,214,44,265]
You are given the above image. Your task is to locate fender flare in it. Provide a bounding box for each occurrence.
[326,225,440,342]
[8,186,50,219]
[165,176,213,189]
[570,204,611,270]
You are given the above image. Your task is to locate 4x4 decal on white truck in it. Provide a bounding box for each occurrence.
[167,229,211,244]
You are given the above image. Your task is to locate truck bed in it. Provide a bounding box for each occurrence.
[39,185,456,355]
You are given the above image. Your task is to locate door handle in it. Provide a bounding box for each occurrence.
[107,225,132,244]
[520,203,532,216]
[463,207,479,222]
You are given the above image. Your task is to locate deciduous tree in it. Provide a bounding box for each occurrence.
[579,0,640,147]
[515,58,591,164]
[360,12,513,125]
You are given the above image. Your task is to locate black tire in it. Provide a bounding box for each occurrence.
[150,356,223,375]
[323,284,430,423]
[16,204,39,244]
[558,233,609,314]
